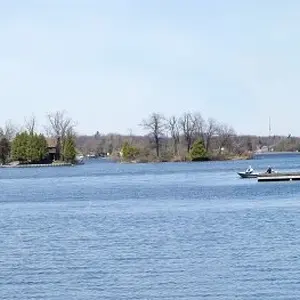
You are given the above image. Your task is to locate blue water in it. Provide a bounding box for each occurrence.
[1,156,300,299]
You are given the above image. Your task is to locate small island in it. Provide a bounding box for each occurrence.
[0,112,79,168]
[116,113,251,163]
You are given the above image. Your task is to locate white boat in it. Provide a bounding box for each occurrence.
[237,168,277,178]
[237,171,261,178]
[75,155,85,165]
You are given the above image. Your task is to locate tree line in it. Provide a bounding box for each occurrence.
[140,112,236,160]
[0,110,296,164]
[74,111,240,163]
[0,111,77,164]
[75,111,297,162]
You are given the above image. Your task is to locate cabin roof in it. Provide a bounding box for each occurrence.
[46,138,57,148]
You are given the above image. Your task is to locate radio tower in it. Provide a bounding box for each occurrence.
[268,117,271,151]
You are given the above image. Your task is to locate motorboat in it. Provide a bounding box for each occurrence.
[75,155,85,165]
[237,171,261,178]
[237,166,277,178]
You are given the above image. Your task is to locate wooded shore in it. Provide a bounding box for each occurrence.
[0,110,297,166]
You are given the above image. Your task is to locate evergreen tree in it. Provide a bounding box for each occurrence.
[0,137,10,164]
[11,131,48,163]
[63,135,76,163]
[26,134,48,162]
[189,139,209,161]
[37,134,48,161]
[11,132,29,161]
[121,142,140,161]
[26,133,39,162]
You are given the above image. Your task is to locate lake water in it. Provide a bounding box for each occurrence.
[1,156,300,299]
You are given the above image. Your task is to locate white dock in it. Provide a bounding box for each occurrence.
[258,175,300,182]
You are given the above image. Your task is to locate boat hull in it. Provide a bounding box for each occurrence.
[237,172,260,178]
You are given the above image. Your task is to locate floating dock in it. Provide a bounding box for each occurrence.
[0,162,73,168]
[258,172,300,182]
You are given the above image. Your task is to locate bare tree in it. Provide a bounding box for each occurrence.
[191,113,218,152]
[25,114,37,135]
[46,111,77,160]
[2,120,18,141]
[46,110,76,139]
[192,112,206,142]
[216,123,236,154]
[168,116,180,156]
[141,113,165,157]
[180,112,195,153]
[205,118,218,152]
[127,128,134,145]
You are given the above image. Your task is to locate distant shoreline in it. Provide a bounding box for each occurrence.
[117,154,252,164]
[254,151,300,155]
[116,151,300,164]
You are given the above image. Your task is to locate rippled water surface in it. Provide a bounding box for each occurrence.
[1,156,300,299]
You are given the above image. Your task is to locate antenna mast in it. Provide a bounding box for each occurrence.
[268,117,271,151]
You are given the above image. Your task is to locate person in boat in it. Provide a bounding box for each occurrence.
[266,166,272,174]
[245,165,253,174]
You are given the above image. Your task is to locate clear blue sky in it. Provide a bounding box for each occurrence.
[1,0,300,136]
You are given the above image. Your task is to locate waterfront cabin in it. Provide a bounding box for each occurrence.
[46,138,60,161]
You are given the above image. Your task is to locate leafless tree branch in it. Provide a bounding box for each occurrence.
[2,120,18,141]
[179,112,196,153]
[168,116,180,156]
[46,110,76,139]
[25,114,37,135]
[141,113,166,157]
[216,123,236,154]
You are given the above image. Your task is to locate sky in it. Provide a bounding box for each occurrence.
[1,0,300,136]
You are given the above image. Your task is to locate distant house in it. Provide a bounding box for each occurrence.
[255,145,269,153]
[46,137,60,161]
